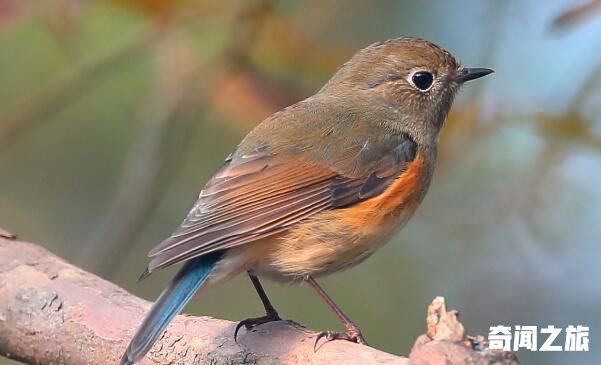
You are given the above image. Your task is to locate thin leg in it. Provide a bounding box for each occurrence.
[248,271,279,316]
[304,274,368,348]
[234,271,282,341]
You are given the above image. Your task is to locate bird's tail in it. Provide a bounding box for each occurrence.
[120,251,223,365]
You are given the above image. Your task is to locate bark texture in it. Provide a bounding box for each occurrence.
[0,236,519,365]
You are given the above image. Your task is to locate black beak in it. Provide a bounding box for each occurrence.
[455,67,494,83]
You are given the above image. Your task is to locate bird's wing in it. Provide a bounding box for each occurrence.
[145,136,417,274]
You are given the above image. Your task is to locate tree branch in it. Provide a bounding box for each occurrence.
[0,237,518,365]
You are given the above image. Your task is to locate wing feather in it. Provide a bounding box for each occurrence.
[145,136,417,274]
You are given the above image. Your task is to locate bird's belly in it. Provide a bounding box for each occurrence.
[252,207,413,281]
[252,154,431,280]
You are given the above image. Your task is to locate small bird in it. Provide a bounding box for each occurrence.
[120,37,493,365]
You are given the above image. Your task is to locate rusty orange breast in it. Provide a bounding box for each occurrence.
[339,153,431,229]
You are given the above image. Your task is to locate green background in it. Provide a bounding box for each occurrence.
[1,1,600,364]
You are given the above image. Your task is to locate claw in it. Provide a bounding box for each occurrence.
[313,329,368,351]
[313,331,332,351]
[234,313,281,342]
[233,321,246,342]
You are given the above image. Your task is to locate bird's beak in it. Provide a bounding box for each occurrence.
[454,67,494,83]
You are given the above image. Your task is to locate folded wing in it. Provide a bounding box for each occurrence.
[146,137,416,274]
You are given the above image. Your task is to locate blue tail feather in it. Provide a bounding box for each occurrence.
[120,251,223,365]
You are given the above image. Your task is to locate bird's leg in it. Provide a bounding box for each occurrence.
[304,274,368,349]
[234,271,282,341]
[249,271,280,317]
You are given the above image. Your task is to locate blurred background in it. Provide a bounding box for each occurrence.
[1,0,600,364]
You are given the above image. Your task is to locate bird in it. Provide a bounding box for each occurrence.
[120,36,493,365]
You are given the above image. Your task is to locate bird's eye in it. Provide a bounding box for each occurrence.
[411,71,434,91]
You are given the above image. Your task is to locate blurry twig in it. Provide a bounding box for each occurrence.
[571,54,601,112]
[507,33,601,228]
[221,0,275,70]
[76,36,203,274]
[436,1,506,177]
[79,0,277,276]
[0,2,227,151]
[551,0,601,30]
[464,0,505,102]
[0,23,164,150]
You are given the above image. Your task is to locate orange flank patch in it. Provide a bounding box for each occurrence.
[214,154,432,279]
[339,153,428,228]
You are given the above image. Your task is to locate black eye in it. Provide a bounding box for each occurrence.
[411,71,434,91]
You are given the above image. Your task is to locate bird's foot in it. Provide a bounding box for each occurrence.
[234,311,282,341]
[0,227,16,240]
[314,328,368,351]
